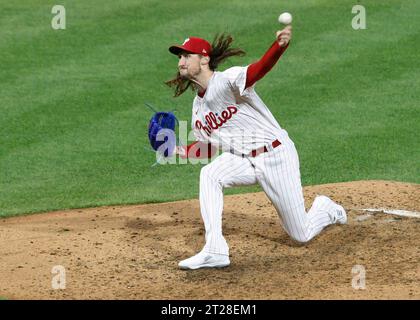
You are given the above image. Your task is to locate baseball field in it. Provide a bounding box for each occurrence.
[0,0,419,300]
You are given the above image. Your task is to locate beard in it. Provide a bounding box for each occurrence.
[179,66,201,81]
[165,67,201,97]
[179,71,190,80]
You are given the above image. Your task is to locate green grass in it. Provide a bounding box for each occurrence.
[1,0,419,217]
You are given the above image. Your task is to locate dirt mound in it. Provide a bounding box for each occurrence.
[0,180,419,299]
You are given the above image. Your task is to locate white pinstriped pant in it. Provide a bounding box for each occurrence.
[199,138,336,256]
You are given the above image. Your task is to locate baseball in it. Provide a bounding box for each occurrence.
[278,12,292,25]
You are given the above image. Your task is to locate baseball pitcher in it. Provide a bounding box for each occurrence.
[164,26,347,270]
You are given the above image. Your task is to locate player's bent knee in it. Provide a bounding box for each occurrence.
[200,165,211,180]
[200,165,219,185]
[288,233,312,244]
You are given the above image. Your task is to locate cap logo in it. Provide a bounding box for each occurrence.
[202,49,207,54]
[182,38,190,45]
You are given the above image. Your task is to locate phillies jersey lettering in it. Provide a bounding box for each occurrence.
[195,105,238,136]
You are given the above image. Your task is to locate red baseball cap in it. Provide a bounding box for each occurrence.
[169,37,212,56]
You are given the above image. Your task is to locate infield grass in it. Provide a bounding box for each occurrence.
[1,0,419,217]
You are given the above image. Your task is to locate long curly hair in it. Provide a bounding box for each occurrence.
[165,33,245,97]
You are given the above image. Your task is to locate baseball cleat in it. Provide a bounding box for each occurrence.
[313,195,347,225]
[178,251,230,270]
[333,204,347,224]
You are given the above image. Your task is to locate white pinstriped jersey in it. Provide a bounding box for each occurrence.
[191,66,290,154]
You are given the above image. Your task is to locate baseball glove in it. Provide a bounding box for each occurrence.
[148,111,178,157]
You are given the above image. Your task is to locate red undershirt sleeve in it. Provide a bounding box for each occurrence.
[245,41,289,88]
[178,141,217,159]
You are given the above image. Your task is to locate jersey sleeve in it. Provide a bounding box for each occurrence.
[222,66,253,97]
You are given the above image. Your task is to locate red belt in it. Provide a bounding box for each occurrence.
[236,139,281,158]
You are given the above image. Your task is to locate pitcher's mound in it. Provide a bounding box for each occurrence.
[0,180,419,299]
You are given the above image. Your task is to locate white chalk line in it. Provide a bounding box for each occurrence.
[351,208,420,218]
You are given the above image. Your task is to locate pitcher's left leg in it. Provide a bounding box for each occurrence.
[199,152,257,255]
[178,152,257,270]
